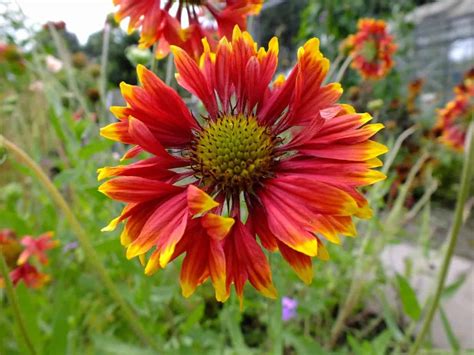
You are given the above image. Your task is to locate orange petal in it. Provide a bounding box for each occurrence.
[208,239,228,302]
[201,214,234,240]
[187,185,219,215]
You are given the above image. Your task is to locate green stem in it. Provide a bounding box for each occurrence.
[47,25,91,118]
[334,55,352,83]
[0,254,37,355]
[324,54,343,85]
[223,295,247,352]
[381,125,418,176]
[385,151,430,229]
[151,44,158,73]
[0,136,159,350]
[165,53,174,87]
[99,22,111,120]
[410,121,474,354]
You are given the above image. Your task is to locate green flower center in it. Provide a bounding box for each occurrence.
[361,40,378,62]
[193,115,275,193]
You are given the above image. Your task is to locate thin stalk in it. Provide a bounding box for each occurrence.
[151,44,158,73]
[385,152,430,229]
[0,254,37,355]
[223,295,247,352]
[47,25,91,117]
[165,53,174,87]
[269,257,283,355]
[324,54,343,84]
[327,225,374,348]
[334,55,352,83]
[382,125,418,175]
[99,22,111,120]
[409,121,474,354]
[404,179,438,223]
[0,136,159,350]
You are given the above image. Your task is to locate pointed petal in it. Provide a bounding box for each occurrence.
[201,214,234,240]
[98,177,182,203]
[187,185,219,215]
[277,240,313,284]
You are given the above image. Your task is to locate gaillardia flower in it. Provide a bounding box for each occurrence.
[435,95,473,152]
[433,68,474,151]
[0,229,22,268]
[99,27,387,303]
[113,0,262,60]
[9,264,50,289]
[17,232,58,265]
[454,67,474,97]
[0,230,57,289]
[348,18,396,80]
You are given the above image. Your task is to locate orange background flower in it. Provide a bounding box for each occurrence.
[348,18,397,80]
[113,0,263,60]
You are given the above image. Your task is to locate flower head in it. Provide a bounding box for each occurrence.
[17,232,58,265]
[454,67,474,96]
[434,68,474,151]
[282,296,298,321]
[0,229,22,268]
[0,230,56,289]
[9,263,50,289]
[435,94,473,151]
[348,18,396,80]
[113,0,262,60]
[99,27,387,304]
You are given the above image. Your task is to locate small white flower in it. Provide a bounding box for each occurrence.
[46,55,63,73]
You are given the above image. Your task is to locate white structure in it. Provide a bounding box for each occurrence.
[408,0,474,103]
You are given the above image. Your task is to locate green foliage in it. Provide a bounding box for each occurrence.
[396,274,421,321]
[84,29,140,86]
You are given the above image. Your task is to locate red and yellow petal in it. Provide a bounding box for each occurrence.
[201,214,235,240]
[277,240,313,285]
[126,192,188,264]
[98,177,183,203]
[187,185,219,215]
[180,236,209,298]
[225,221,277,305]
[208,239,228,302]
[172,45,219,119]
[100,119,133,144]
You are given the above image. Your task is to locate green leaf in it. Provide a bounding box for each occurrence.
[78,138,113,160]
[179,303,204,334]
[44,274,73,355]
[372,331,392,354]
[92,335,156,355]
[377,290,404,342]
[283,333,326,355]
[396,274,421,321]
[439,306,460,352]
[442,273,468,299]
[15,284,43,352]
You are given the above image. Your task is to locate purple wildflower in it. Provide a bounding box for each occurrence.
[63,241,79,253]
[282,296,298,321]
